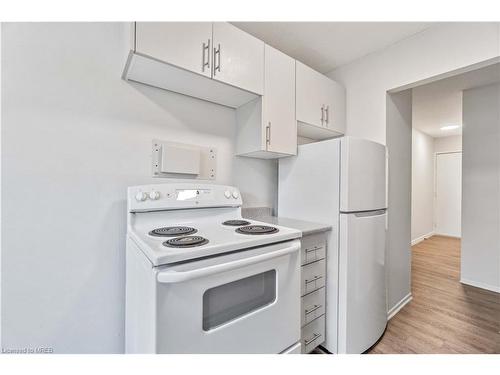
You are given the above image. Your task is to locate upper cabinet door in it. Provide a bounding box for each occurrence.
[296,61,327,128]
[212,23,264,95]
[323,79,346,135]
[135,22,213,78]
[263,45,297,155]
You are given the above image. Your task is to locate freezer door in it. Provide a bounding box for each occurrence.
[340,137,387,212]
[338,210,387,354]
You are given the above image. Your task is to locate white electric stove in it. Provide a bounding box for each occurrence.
[125,183,302,354]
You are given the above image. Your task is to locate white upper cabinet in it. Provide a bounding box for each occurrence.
[212,23,265,95]
[296,61,326,128]
[125,22,261,108]
[263,45,296,155]
[235,45,296,158]
[296,61,346,140]
[135,22,213,77]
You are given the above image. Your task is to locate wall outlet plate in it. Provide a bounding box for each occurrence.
[152,140,216,180]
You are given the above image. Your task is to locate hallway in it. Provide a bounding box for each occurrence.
[369,236,500,353]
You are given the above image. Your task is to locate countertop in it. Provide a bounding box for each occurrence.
[251,215,331,236]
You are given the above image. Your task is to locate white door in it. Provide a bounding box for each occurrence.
[435,152,462,237]
[212,23,264,95]
[296,61,326,128]
[134,22,213,77]
[263,45,296,155]
[340,137,387,212]
[338,210,387,354]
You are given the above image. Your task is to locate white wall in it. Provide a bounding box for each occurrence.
[411,128,435,243]
[434,135,462,153]
[386,90,412,313]
[1,23,278,353]
[329,22,500,312]
[461,83,500,292]
[329,23,499,145]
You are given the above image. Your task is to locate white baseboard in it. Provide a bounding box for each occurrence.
[460,278,500,293]
[433,233,461,239]
[387,293,413,320]
[411,231,434,246]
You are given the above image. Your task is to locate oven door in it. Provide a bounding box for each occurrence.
[154,239,301,353]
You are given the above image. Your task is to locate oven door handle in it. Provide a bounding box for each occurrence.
[156,241,300,283]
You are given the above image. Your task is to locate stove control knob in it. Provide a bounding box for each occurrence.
[224,190,231,199]
[149,191,160,200]
[232,190,239,199]
[135,191,147,202]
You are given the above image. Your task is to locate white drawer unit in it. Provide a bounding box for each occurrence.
[301,258,326,296]
[301,232,326,265]
[300,232,327,353]
[301,315,325,354]
[301,287,325,326]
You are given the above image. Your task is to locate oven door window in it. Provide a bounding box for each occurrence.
[202,270,276,331]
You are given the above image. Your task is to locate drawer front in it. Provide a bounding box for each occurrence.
[301,259,326,296]
[300,233,326,265]
[301,287,325,327]
[301,315,325,353]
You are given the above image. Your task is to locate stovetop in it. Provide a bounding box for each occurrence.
[126,183,301,266]
[128,215,301,266]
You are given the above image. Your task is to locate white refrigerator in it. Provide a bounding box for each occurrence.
[278,136,387,354]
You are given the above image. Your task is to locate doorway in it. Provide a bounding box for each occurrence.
[375,62,500,354]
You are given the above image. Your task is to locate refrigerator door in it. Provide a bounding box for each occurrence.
[338,209,387,354]
[340,137,387,212]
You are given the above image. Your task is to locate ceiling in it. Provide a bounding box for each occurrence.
[412,63,500,138]
[232,22,434,73]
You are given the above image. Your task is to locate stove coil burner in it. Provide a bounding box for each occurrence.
[222,220,251,226]
[149,226,197,237]
[236,225,279,235]
[163,236,209,248]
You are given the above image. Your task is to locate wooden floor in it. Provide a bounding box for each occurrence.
[369,235,500,354]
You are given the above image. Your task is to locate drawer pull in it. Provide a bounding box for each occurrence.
[305,275,323,285]
[305,246,321,253]
[305,304,322,315]
[305,333,322,346]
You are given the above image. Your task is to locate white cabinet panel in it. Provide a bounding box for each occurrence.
[296,61,325,128]
[235,44,296,158]
[212,22,264,95]
[324,79,346,135]
[263,45,296,155]
[135,22,213,77]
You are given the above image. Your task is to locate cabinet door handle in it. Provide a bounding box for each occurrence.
[304,333,322,346]
[202,39,210,72]
[321,105,325,125]
[305,246,321,253]
[213,43,221,75]
[305,275,323,285]
[305,304,322,315]
[266,122,271,148]
[325,105,329,125]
